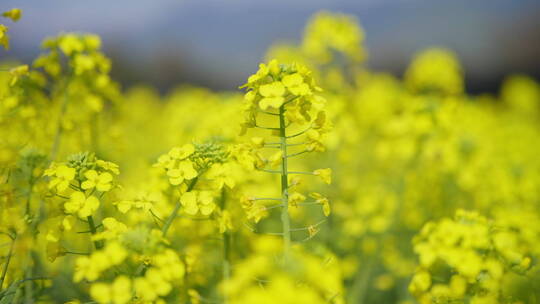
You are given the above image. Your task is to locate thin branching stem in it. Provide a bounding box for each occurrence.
[282,95,299,106]
[286,150,309,158]
[258,169,281,174]
[0,236,15,291]
[252,197,281,201]
[265,142,305,147]
[219,189,231,304]
[64,251,90,256]
[254,124,280,131]
[149,209,164,223]
[264,204,285,210]
[243,223,283,236]
[260,145,281,149]
[258,110,280,116]
[161,177,199,237]
[86,216,103,250]
[295,201,322,206]
[278,105,292,260]
[287,171,314,175]
[289,219,327,231]
[286,125,312,139]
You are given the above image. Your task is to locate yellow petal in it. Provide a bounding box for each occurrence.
[259,82,285,97]
[84,169,98,180]
[181,192,197,207]
[259,96,284,110]
[282,73,303,87]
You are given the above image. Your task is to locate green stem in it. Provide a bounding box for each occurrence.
[182,256,191,304]
[13,286,23,303]
[222,232,231,303]
[86,216,103,250]
[219,189,231,304]
[347,255,374,304]
[0,236,15,291]
[279,105,291,260]
[24,265,33,304]
[25,181,34,217]
[25,178,39,304]
[161,177,199,237]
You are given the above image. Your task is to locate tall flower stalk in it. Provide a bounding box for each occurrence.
[278,105,292,257]
[238,59,333,259]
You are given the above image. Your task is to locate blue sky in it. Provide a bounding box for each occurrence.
[2,0,539,91]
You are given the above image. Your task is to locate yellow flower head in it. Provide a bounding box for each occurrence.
[409,271,431,295]
[74,242,127,282]
[250,137,265,148]
[93,217,128,240]
[259,81,286,110]
[166,160,198,185]
[181,190,215,216]
[308,225,319,237]
[246,61,270,85]
[81,169,113,192]
[2,9,22,22]
[282,73,311,96]
[313,168,332,184]
[405,48,463,95]
[9,64,29,86]
[96,159,120,175]
[289,191,306,207]
[206,162,236,190]
[90,276,132,304]
[169,144,195,160]
[310,192,330,216]
[64,191,100,219]
[268,150,283,167]
[302,11,366,63]
[47,165,76,193]
[134,268,172,301]
[239,59,328,148]
[218,210,233,233]
[0,24,9,49]
[58,34,85,56]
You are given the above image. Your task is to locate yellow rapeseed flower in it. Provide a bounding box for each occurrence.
[47,165,76,193]
[166,161,198,185]
[2,9,22,22]
[282,73,311,96]
[9,64,29,86]
[259,81,286,110]
[310,192,330,216]
[82,169,113,192]
[64,191,100,219]
[0,24,8,49]
[90,276,132,304]
[181,190,215,215]
[313,168,332,184]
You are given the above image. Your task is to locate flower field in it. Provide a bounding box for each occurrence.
[1,8,540,304]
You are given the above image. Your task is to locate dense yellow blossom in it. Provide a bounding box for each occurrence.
[181,190,216,215]
[45,164,76,192]
[64,191,100,218]
[405,48,464,95]
[81,169,113,191]
[1,9,539,304]
[302,11,366,63]
[90,276,132,304]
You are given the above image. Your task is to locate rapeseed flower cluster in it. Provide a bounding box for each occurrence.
[1,8,539,304]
